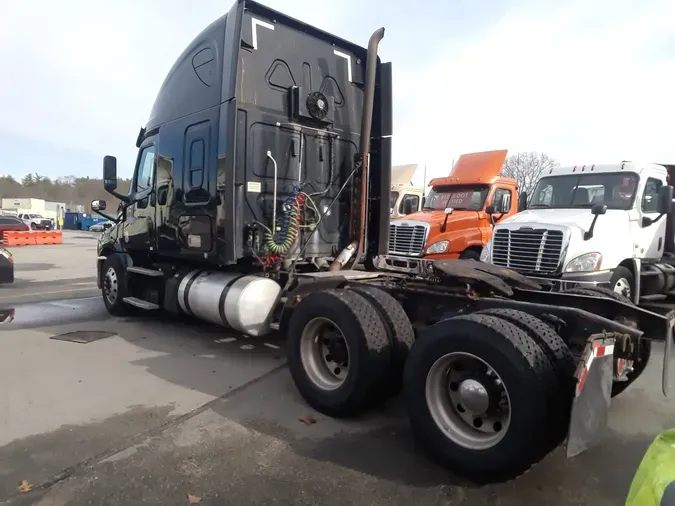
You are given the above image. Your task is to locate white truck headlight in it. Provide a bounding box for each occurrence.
[565,252,602,272]
[426,240,449,254]
[480,241,492,262]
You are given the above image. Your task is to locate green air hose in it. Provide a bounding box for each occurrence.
[264,201,301,254]
[256,187,307,256]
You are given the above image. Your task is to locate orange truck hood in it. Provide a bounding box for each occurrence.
[428,149,508,186]
[403,209,480,228]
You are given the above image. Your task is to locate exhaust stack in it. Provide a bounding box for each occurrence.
[330,27,385,271]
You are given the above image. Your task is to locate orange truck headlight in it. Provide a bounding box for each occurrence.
[426,240,449,255]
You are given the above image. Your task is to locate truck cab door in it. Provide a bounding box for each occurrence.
[124,142,158,252]
[488,187,513,224]
[637,177,668,259]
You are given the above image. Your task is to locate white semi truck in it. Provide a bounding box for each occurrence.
[390,163,425,218]
[481,161,675,306]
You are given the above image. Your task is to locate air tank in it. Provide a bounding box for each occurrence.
[177,270,281,337]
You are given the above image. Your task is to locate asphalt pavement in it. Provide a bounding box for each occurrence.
[0,295,674,505]
[0,231,99,304]
[1,233,674,504]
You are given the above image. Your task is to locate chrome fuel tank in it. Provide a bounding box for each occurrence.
[177,270,281,337]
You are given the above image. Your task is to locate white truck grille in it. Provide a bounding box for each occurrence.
[492,228,564,274]
[388,222,428,257]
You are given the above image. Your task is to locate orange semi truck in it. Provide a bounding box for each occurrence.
[383,149,523,272]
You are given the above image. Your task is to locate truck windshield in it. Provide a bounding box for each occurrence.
[530,172,639,210]
[423,185,490,211]
[390,191,399,205]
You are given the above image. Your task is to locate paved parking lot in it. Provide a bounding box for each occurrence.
[0,230,99,303]
[1,236,674,505]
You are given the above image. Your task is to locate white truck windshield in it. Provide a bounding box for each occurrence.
[530,172,639,210]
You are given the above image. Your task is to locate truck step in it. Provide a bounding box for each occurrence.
[127,266,163,277]
[122,297,160,310]
[640,270,662,277]
[640,294,667,301]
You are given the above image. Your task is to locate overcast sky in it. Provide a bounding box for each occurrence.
[1,0,674,185]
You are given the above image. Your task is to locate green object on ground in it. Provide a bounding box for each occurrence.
[626,429,675,505]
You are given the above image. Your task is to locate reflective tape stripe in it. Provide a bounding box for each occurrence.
[576,341,615,396]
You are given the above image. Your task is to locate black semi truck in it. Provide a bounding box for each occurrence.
[92,0,674,483]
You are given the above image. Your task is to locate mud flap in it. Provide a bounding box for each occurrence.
[566,336,616,458]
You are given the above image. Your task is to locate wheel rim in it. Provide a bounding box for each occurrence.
[425,352,511,450]
[613,278,631,299]
[103,267,119,305]
[299,317,350,391]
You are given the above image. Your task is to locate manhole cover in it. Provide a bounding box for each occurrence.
[50,331,116,344]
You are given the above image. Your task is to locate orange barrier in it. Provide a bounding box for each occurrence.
[2,231,63,246]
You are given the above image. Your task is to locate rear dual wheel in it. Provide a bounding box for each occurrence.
[285,287,413,418]
[404,310,572,483]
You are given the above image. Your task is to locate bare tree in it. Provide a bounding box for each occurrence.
[501,152,559,196]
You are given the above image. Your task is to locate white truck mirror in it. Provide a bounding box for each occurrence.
[658,185,673,215]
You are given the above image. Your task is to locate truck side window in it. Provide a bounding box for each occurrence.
[135,145,156,209]
[399,194,419,215]
[493,188,512,213]
[642,178,662,214]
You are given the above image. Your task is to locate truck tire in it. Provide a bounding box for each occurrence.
[286,289,392,417]
[363,255,378,271]
[608,266,634,301]
[459,249,480,261]
[564,286,650,397]
[564,286,632,305]
[100,255,135,317]
[403,313,557,483]
[476,308,575,448]
[349,285,414,397]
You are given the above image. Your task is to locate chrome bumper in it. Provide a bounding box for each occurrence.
[528,270,614,291]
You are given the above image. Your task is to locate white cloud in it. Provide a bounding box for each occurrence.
[1,0,674,184]
[395,0,675,185]
[0,0,351,175]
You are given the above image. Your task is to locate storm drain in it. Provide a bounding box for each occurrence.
[50,331,117,344]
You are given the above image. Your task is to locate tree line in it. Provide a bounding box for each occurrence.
[0,151,557,212]
[0,174,131,212]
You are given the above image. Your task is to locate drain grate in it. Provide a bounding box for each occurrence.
[50,331,117,344]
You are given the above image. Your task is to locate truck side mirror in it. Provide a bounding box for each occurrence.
[440,207,454,232]
[103,156,118,192]
[658,185,673,215]
[91,200,107,212]
[402,198,414,215]
[518,191,527,212]
[485,205,496,215]
[585,204,607,240]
